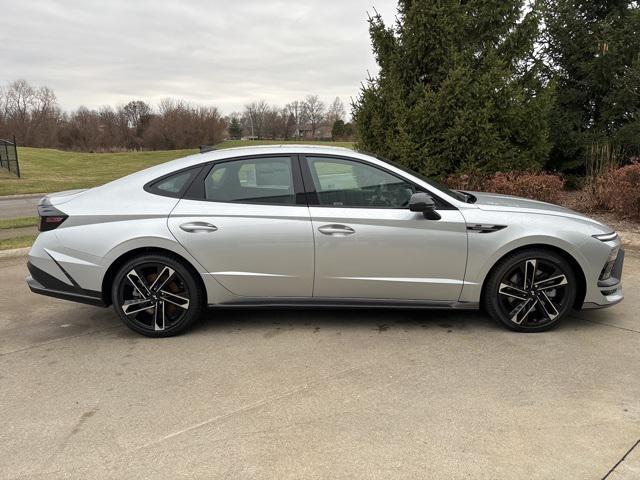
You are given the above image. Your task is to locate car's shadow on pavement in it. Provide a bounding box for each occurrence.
[108,306,608,340]
[178,307,601,337]
[173,307,495,337]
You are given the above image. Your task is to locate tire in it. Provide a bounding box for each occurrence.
[111,254,203,337]
[483,249,577,332]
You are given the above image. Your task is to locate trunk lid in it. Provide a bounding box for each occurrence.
[41,188,88,206]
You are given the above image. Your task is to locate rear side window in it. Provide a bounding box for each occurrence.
[146,167,200,198]
[204,157,296,205]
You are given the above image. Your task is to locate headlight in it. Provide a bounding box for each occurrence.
[594,232,620,280]
[593,232,618,242]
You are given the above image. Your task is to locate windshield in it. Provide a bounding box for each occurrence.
[368,153,469,202]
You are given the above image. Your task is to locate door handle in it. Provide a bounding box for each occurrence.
[179,222,218,233]
[318,224,355,236]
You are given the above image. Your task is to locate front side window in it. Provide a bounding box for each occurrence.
[306,156,415,208]
[204,157,295,205]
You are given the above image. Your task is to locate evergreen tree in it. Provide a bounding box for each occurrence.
[228,117,243,140]
[332,119,346,140]
[543,1,640,172]
[353,0,552,177]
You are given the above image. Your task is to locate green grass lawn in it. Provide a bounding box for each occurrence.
[0,148,197,196]
[0,216,38,230]
[0,234,36,251]
[0,140,354,196]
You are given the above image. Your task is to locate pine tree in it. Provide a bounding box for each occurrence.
[543,1,640,172]
[228,117,243,140]
[332,119,346,140]
[353,0,552,178]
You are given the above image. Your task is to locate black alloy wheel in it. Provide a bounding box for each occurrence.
[112,254,202,337]
[484,249,577,332]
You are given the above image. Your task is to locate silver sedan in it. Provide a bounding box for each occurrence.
[26,146,624,336]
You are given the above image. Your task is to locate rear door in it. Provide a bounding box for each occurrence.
[301,155,468,301]
[168,155,314,298]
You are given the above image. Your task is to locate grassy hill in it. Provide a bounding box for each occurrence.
[0,140,354,196]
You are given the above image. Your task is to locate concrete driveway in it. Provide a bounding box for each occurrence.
[1,252,639,479]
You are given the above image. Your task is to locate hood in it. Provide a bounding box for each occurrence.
[469,191,612,231]
[471,191,572,213]
[40,188,89,206]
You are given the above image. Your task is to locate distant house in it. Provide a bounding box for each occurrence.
[317,124,333,140]
[298,127,313,140]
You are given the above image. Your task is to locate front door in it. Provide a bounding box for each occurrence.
[168,155,314,298]
[301,155,468,301]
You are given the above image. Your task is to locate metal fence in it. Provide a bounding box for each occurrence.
[0,136,20,177]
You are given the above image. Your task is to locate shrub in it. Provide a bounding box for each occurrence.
[445,171,564,203]
[563,174,586,191]
[593,163,640,220]
[485,172,564,203]
[443,173,487,191]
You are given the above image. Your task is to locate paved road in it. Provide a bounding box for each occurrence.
[0,194,41,218]
[1,253,639,479]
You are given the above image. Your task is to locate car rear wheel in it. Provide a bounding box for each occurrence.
[484,249,577,332]
[111,254,203,337]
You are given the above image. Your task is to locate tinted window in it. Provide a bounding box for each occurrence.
[148,168,198,197]
[205,157,295,205]
[307,157,415,208]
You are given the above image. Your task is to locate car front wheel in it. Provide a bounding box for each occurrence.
[484,249,577,332]
[111,254,203,337]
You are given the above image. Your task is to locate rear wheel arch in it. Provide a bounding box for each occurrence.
[480,244,587,311]
[101,247,206,307]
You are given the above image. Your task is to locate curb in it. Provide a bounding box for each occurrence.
[0,247,30,259]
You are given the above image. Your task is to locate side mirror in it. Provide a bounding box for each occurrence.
[409,192,441,220]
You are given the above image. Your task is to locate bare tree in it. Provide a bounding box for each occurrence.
[303,95,326,138]
[284,100,306,138]
[0,79,348,151]
[97,106,125,150]
[326,97,346,126]
[31,86,60,147]
[143,98,226,150]
[244,100,269,138]
[263,106,290,139]
[0,80,62,146]
[121,100,152,149]
[57,106,102,151]
[0,85,5,130]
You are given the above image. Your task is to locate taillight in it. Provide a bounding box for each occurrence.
[39,215,68,231]
[37,200,68,232]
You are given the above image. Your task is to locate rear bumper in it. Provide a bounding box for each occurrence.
[26,261,106,307]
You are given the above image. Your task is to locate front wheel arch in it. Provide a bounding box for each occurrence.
[480,244,587,311]
[101,247,206,307]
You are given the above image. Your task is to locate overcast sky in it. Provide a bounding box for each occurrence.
[1,0,398,114]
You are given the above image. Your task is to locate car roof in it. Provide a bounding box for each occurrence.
[199,144,356,159]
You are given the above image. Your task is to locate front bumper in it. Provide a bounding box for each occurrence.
[582,248,624,310]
